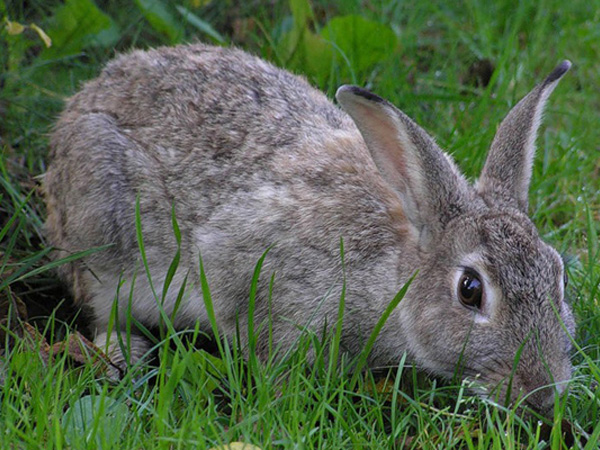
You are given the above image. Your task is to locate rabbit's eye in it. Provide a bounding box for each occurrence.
[458,270,483,309]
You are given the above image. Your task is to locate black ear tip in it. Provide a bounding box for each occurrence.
[545,60,572,84]
[336,85,385,104]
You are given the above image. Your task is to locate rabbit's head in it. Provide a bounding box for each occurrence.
[337,61,574,413]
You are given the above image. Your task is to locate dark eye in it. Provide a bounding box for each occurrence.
[458,269,483,309]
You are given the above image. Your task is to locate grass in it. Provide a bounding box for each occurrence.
[1,0,599,448]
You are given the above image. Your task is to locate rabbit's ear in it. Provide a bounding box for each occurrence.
[476,61,571,212]
[336,86,468,239]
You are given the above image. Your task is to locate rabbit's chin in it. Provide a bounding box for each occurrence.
[461,374,568,417]
[410,351,570,417]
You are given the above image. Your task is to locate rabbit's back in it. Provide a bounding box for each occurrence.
[58,44,353,153]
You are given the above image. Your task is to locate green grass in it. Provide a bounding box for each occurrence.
[1,0,599,448]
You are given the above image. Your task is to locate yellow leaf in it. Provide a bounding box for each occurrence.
[191,0,212,7]
[209,443,263,450]
[5,20,25,35]
[30,23,52,48]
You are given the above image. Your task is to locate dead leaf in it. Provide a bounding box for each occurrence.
[49,332,112,368]
[0,288,117,378]
[29,23,52,48]
[190,0,212,7]
[209,443,263,450]
[5,20,25,35]
[3,19,52,47]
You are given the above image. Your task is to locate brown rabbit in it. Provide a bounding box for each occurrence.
[44,44,574,414]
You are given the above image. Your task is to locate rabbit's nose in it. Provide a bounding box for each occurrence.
[522,382,567,416]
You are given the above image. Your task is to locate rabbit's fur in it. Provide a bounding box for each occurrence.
[44,44,574,413]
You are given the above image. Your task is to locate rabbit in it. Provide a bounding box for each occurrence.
[43,43,574,414]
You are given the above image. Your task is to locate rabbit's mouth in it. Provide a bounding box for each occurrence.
[463,371,570,416]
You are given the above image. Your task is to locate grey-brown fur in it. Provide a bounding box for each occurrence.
[44,44,574,414]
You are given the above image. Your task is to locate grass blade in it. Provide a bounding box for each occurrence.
[175,6,225,44]
[350,272,416,387]
[0,244,113,291]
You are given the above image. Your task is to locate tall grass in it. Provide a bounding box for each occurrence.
[1,0,599,447]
